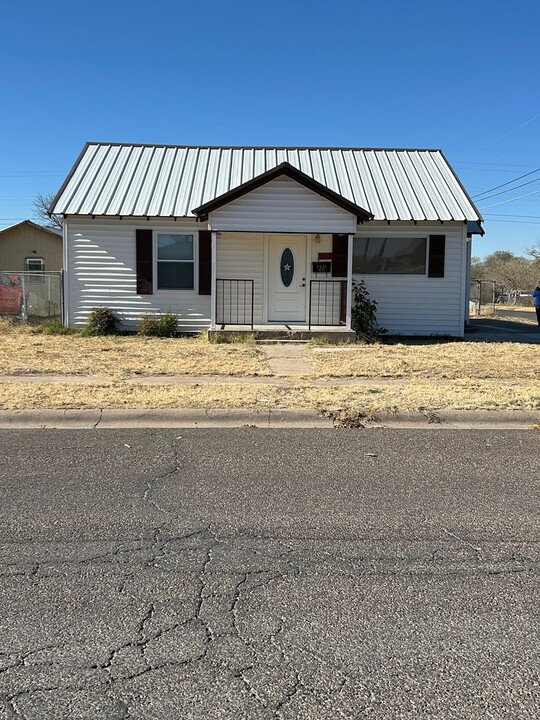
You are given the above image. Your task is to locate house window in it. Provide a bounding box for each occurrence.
[25,258,45,272]
[156,234,194,290]
[353,237,427,274]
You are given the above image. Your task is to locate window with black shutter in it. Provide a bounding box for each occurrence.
[332,234,348,277]
[136,229,153,294]
[428,235,446,278]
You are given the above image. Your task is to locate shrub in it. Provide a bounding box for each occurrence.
[137,314,161,336]
[351,279,386,340]
[82,307,119,336]
[40,319,75,335]
[159,312,178,338]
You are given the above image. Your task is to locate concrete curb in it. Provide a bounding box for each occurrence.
[366,410,540,429]
[0,408,538,429]
[0,408,334,429]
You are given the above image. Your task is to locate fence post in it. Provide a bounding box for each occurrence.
[47,274,52,318]
[20,274,28,322]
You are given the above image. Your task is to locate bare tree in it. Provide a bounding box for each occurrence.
[480,251,536,303]
[33,192,63,231]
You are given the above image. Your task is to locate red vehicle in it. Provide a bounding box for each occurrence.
[0,271,26,315]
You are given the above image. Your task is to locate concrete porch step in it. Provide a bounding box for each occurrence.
[209,327,356,342]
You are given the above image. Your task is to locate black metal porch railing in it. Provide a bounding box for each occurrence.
[216,279,255,329]
[309,279,347,329]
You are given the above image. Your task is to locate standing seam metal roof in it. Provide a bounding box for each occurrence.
[51,143,482,223]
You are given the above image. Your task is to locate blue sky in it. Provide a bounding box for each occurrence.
[1,0,539,259]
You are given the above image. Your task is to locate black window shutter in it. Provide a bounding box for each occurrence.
[332,234,348,277]
[198,230,212,295]
[428,235,446,278]
[136,229,153,294]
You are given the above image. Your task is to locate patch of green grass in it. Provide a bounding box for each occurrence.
[208,331,256,345]
[38,319,76,335]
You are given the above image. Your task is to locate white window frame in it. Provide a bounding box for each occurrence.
[353,236,429,276]
[153,231,198,292]
[25,257,45,272]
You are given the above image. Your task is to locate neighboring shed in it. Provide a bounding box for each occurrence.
[0,220,62,272]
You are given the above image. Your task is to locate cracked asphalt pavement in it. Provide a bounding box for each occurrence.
[0,428,539,719]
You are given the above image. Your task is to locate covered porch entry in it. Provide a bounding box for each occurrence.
[212,231,352,335]
[191,161,373,337]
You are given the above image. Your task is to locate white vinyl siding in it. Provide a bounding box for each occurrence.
[216,233,264,324]
[353,222,467,336]
[65,217,210,331]
[209,177,356,234]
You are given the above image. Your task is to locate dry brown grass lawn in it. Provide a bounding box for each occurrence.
[1,321,539,413]
[1,378,539,413]
[307,341,540,380]
[0,326,269,377]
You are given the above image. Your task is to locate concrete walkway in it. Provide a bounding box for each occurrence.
[258,343,314,375]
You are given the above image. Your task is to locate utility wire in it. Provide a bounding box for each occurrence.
[473,176,540,202]
[484,213,540,219]
[472,168,540,198]
[479,187,540,209]
[458,111,540,160]
[483,218,540,225]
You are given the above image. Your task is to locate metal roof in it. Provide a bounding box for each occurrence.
[51,143,482,223]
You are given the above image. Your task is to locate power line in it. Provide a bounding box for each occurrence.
[454,160,539,169]
[479,187,540,209]
[473,176,540,203]
[472,168,540,199]
[458,111,540,160]
[484,213,540,219]
[483,218,540,225]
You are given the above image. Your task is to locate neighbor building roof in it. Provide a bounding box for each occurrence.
[50,143,482,224]
[0,220,62,237]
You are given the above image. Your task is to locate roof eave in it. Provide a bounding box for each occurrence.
[191,162,373,224]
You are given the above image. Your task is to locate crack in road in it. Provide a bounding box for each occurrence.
[2,431,539,719]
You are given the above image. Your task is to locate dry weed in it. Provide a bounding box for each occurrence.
[0,331,270,377]
[308,342,540,380]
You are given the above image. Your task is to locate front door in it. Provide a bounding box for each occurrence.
[268,235,307,322]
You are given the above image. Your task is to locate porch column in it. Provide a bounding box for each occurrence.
[345,233,354,330]
[210,231,217,330]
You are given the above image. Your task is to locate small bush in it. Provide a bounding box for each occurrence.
[351,279,386,341]
[82,307,119,336]
[40,319,75,335]
[137,314,161,336]
[159,312,178,338]
[137,312,178,337]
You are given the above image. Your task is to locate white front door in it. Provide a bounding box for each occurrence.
[268,234,307,322]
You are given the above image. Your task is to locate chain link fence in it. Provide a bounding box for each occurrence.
[0,271,63,322]
[470,279,535,315]
[469,279,497,316]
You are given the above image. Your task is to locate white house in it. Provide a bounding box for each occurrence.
[50,144,483,336]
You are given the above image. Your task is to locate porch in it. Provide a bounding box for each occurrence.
[208,231,355,334]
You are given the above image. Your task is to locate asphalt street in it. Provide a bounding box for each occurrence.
[0,428,539,719]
